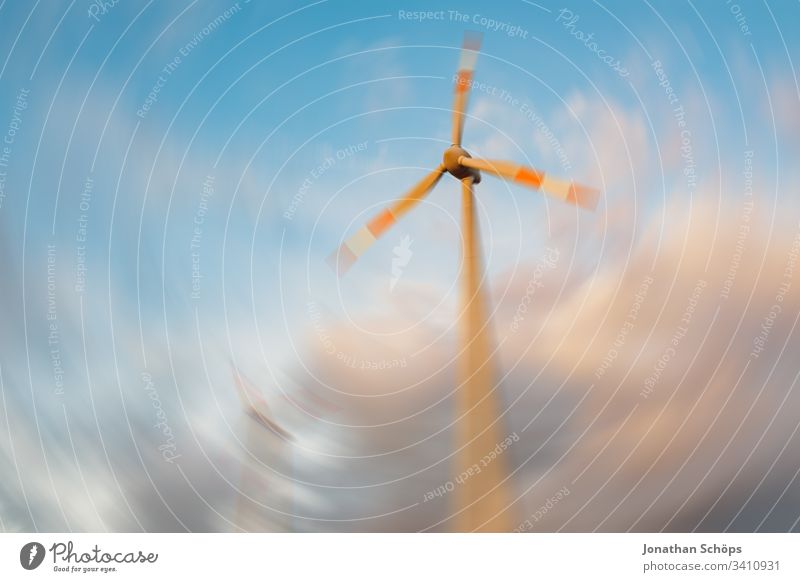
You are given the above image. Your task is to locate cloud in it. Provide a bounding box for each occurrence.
[278,195,800,531]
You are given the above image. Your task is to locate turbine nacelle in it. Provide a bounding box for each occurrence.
[327,31,599,279]
[443,145,481,183]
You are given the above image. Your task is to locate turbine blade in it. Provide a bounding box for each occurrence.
[451,32,482,146]
[459,157,599,210]
[232,365,292,440]
[327,165,446,276]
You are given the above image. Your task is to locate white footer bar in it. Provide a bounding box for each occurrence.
[1,533,796,581]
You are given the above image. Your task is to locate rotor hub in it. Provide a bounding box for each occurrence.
[443,146,481,183]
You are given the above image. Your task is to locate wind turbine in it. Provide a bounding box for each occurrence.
[230,363,293,531]
[327,33,598,532]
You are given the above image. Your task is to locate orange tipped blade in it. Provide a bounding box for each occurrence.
[327,165,446,276]
[459,157,599,211]
[451,32,482,146]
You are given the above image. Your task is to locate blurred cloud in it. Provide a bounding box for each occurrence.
[259,195,800,532]
[1,0,799,534]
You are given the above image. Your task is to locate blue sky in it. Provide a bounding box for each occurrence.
[1,1,796,312]
[1,1,799,532]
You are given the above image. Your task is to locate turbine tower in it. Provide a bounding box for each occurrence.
[328,33,598,532]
